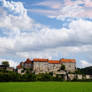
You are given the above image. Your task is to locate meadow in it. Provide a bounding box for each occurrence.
[0,82,92,92]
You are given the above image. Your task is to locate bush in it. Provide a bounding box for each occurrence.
[36,73,53,81]
[22,73,36,81]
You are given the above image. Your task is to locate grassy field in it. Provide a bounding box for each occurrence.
[0,82,92,92]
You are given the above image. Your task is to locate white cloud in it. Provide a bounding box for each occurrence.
[30,9,58,17]
[80,60,92,68]
[31,0,92,20]
[56,0,92,20]
[56,5,84,20]
[11,19,92,60]
[33,1,62,9]
[0,0,33,37]
[2,0,27,15]
[0,0,92,68]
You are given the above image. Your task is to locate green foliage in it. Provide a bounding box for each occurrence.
[80,67,92,75]
[22,73,36,81]
[2,61,9,67]
[0,66,92,82]
[60,64,65,70]
[75,68,83,74]
[36,73,53,81]
[75,67,92,75]
[49,72,53,76]
[0,71,21,82]
[0,69,64,82]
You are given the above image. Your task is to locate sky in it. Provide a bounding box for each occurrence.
[0,0,92,68]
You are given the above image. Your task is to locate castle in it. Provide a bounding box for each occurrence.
[17,58,76,74]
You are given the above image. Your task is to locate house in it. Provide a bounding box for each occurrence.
[16,58,76,74]
[16,58,33,74]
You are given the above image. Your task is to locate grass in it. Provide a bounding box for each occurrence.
[0,82,92,92]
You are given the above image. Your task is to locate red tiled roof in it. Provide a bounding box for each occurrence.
[60,58,76,63]
[48,60,60,64]
[33,58,48,62]
[16,64,21,69]
[24,58,32,64]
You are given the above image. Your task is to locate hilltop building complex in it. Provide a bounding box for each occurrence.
[17,58,76,74]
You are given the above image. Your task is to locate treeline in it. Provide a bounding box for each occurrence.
[76,66,92,75]
[0,70,64,82]
[80,66,92,75]
[0,70,92,82]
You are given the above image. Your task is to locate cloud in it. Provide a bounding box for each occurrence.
[14,19,92,60]
[56,5,84,20]
[30,9,58,16]
[0,18,92,58]
[80,60,92,68]
[0,0,33,37]
[0,0,92,68]
[33,1,62,9]
[31,0,92,20]
[2,0,27,15]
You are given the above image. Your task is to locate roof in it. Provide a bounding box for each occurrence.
[48,60,60,64]
[33,58,48,62]
[16,64,21,69]
[24,58,32,64]
[60,58,76,63]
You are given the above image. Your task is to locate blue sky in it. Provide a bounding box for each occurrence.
[0,0,92,68]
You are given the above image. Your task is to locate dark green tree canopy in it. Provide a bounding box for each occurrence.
[2,61,9,67]
[60,64,65,70]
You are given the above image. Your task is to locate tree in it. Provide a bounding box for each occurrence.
[36,73,53,81]
[60,64,65,70]
[2,61,9,68]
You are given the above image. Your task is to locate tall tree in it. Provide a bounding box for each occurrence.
[2,61,9,68]
[60,64,65,70]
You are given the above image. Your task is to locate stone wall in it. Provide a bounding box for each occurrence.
[33,62,76,74]
[86,75,91,79]
[33,62,48,74]
[24,63,33,69]
[77,74,83,80]
[48,64,61,72]
[68,74,75,80]
[62,62,76,72]
[33,62,61,74]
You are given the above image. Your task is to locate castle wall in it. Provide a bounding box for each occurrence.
[48,64,61,72]
[33,62,61,74]
[62,62,76,72]
[24,63,33,69]
[33,62,48,74]
[68,74,75,80]
[86,75,90,79]
[33,61,76,74]
[77,74,82,80]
